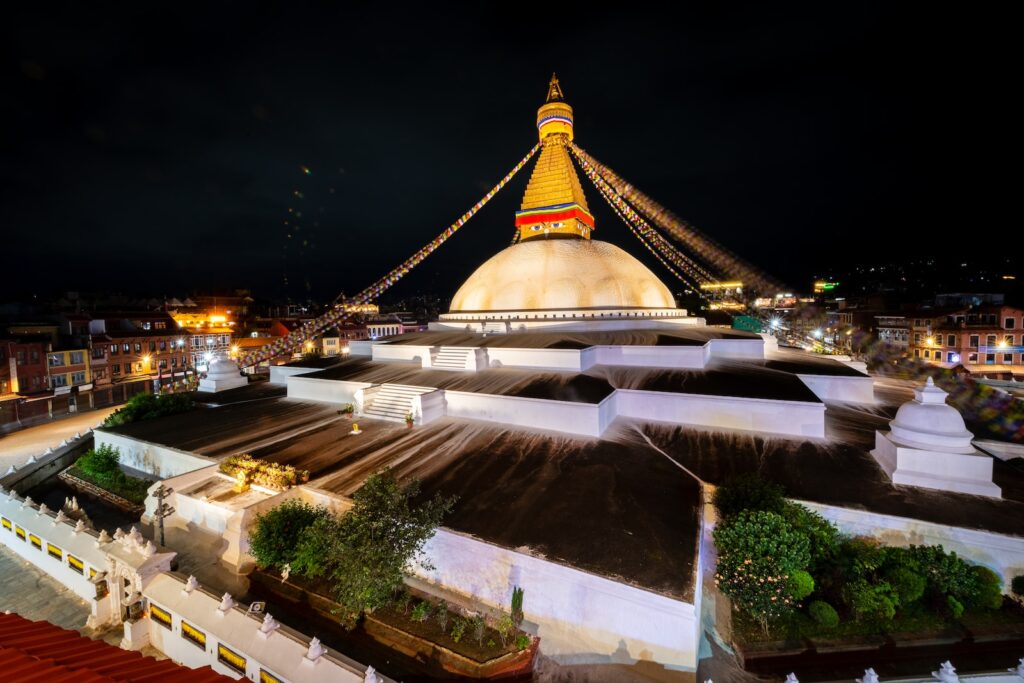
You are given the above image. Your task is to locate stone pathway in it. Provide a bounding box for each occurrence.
[0,407,117,470]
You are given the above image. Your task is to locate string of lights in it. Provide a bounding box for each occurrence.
[571,143,783,294]
[238,143,541,368]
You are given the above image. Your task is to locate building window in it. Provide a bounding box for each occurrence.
[111,364,121,375]
[150,603,173,630]
[134,343,142,353]
[969,335,979,348]
[15,526,26,541]
[260,669,284,683]
[68,554,84,574]
[914,349,920,357]
[29,534,42,550]
[110,345,118,355]
[142,322,151,330]
[986,335,997,348]
[914,333,922,344]
[181,620,206,648]
[946,335,955,347]
[1006,335,1015,346]
[217,644,247,674]
[968,352,978,363]
[71,372,86,385]
[1004,353,1013,364]
[48,354,65,367]
[93,347,105,359]
[47,543,63,561]
[155,321,166,329]
[159,341,167,351]
[1,517,11,531]
[923,350,930,359]
[52,375,68,388]
[123,343,130,353]
[70,351,84,364]
[1006,317,1016,329]
[171,357,177,368]
[124,364,132,375]
[986,353,996,364]
[947,352,957,363]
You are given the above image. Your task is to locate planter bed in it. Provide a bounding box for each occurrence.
[58,466,146,515]
[250,569,537,679]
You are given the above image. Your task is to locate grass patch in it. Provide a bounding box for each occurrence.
[67,465,150,505]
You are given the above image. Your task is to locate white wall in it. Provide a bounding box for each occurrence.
[371,344,430,364]
[706,338,764,360]
[616,389,825,438]
[95,429,213,478]
[144,573,377,683]
[797,500,1024,590]
[797,374,875,404]
[286,377,372,405]
[593,345,707,369]
[487,347,585,371]
[444,390,604,437]
[415,528,698,670]
[0,490,110,603]
[269,365,322,385]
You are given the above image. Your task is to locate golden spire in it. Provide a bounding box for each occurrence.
[516,76,594,242]
[546,73,565,102]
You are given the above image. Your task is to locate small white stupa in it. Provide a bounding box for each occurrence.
[198,353,248,393]
[871,378,1000,498]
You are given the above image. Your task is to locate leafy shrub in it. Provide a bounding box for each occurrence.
[969,566,1003,610]
[843,579,897,622]
[906,545,979,603]
[515,634,531,650]
[946,595,964,619]
[70,445,150,504]
[249,499,331,570]
[884,566,926,607]
[76,444,121,477]
[808,600,839,627]
[511,586,525,626]
[713,474,785,519]
[789,570,815,601]
[291,515,343,578]
[714,510,811,634]
[471,614,486,646]
[1012,575,1024,597]
[495,613,516,647]
[450,617,467,643]
[104,392,194,427]
[411,601,432,622]
[782,504,841,569]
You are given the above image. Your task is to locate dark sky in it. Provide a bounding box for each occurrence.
[3,5,1014,302]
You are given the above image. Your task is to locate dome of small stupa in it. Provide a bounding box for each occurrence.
[449,238,676,313]
[888,377,975,453]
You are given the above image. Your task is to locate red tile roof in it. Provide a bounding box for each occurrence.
[0,612,229,683]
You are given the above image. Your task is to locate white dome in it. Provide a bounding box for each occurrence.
[889,378,975,453]
[206,354,241,379]
[449,239,676,313]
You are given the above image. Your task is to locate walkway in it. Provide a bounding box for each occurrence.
[0,542,93,632]
[0,407,116,470]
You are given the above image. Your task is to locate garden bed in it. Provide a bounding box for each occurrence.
[251,569,537,679]
[58,466,147,514]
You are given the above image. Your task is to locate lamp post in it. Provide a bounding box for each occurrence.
[153,484,174,547]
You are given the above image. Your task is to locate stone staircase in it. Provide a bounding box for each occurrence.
[362,384,435,422]
[430,347,477,371]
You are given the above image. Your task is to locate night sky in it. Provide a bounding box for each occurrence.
[3,6,1013,303]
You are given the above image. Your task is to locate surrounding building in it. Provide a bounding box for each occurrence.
[911,304,1024,379]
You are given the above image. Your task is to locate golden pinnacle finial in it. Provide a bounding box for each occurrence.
[546,73,564,103]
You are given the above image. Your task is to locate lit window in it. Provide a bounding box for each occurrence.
[217,644,247,673]
[47,543,63,560]
[150,603,172,630]
[182,620,206,648]
[68,555,84,574]
[1,517,11,531]
[260,669,284,683]
[15,526,26,540]
[29,534,42,550]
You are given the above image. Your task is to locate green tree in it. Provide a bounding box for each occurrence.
[712,474,785,519]
[713,510,811,635]
[249,499,331,571]
[322,470,455,626]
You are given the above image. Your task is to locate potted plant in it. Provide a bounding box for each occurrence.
[405,412,415,428]
[338,403,354,418]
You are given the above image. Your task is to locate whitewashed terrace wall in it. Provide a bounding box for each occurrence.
[593,345,708,369]
[415,528,698,670]
[95,429,213,478]
[444,390,605,438]
[797,374,875,404]
[798,500,1024,591]
[144,572,379,682]
[707,338,764,360]
[486,347,585,371]
[617,390,825,438]
[348,340,374,356]
[285,377,372,405]
[371,344,430,364]
[269,365,322,385]
[0,489,108,603]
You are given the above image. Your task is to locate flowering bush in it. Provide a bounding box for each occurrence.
[219,454,309,490]
[714,510,810,636]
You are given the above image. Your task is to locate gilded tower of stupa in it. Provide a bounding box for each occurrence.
[515,74,596,242]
